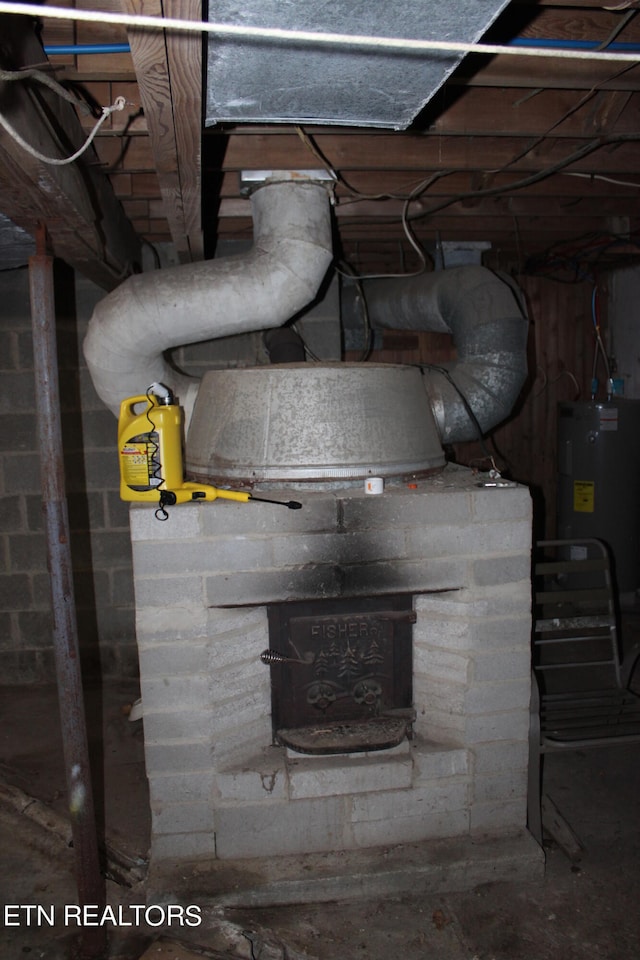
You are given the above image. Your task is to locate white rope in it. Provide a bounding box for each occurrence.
[0,1,639,63]
[0,96,125,165]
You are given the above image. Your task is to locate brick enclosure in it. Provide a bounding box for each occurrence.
[130,466,533,866]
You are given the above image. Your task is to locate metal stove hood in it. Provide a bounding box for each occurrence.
[205,0,511,130]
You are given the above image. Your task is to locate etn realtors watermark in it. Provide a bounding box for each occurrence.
[3,903,202,927]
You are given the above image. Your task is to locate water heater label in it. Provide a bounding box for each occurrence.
[599,407,618,431]
[573,480,595,513]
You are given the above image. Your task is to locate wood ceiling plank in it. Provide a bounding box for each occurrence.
[426,88,640,138]
[221,131,640,175]
[521,6,640,42]
[53,67,138,83]
[336,219,621,243]
[147,229,173,242]
[77,0,130,43]
[218,194,640,221]
[519,1,636,7]
[344,197,640,221]
[75,51,133,75]
[215,168,640,199]
[121,0,203,261]
[335,170,640,200]
[454,55,640,91]
[214,212,631,240]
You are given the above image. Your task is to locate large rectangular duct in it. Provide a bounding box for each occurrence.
[205,1,511,130]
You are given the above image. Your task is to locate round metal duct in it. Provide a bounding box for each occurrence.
[185,364,445,485]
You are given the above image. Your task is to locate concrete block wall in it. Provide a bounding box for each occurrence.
[0,267,138,681]
[130,465,533,864]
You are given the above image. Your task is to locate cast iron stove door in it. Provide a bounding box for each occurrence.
[265,595,414,754]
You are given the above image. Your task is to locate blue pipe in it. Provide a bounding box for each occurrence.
[43,44,131,55]
[42,38,640,56]
[509,38,640,52]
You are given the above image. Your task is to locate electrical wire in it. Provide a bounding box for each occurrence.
[406,133,640,227]
[391,49,640,238]
[563,171,640,189]
[295,122,456,280]
[298,58,640,280]
[335,172,461,281]
[296,126,427,203]
[143,388,169,521]
[495,54,639,177]
[534,366,581,400]
[591,285,613,399]
[403,47,640,221]
[597,8,639,48]
[524,229,640,282]
[337,261,374,360]
[290,322,323,362]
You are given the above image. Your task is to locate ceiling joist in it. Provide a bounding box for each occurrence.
[121,0,203,262]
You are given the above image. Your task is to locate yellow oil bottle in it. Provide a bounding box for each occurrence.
[118,385,183,502]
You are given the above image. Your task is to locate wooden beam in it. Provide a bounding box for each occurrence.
[425,88,640,139]
[122,0,203,261]
[212,168,640,200]
[453,55,640,92]
[0,14,141,289]
[218,194,640,221]
[220,130,640,175]
[521,6,640,42]
[516,1,635,6]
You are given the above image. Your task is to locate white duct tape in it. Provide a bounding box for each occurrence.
[365,477,384,495]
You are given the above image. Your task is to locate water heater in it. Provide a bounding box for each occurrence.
[557,400,640,597]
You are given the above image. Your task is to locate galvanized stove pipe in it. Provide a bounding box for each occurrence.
[29,232,106,959]
[348,265,529,443]
[83,179,333,423]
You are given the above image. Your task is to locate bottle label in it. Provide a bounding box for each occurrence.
[121,432,161,491]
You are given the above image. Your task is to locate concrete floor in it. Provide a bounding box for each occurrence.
[1,671,640,960]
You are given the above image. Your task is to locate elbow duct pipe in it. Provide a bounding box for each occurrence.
[356,265,529,444]
[83,179,333,421]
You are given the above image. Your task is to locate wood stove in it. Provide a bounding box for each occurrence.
[130,465,543,899]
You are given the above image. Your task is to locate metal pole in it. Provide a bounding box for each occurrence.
[28,227,106,959]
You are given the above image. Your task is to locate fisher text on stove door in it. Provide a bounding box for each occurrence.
[265,594,415,754]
